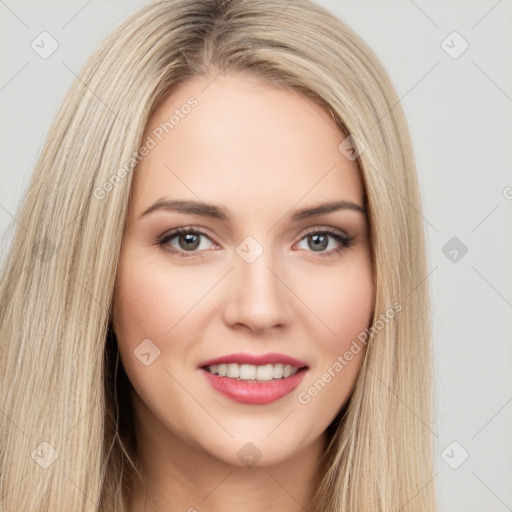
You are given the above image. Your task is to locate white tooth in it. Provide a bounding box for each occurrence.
[239,364,257,380]
[212,362,300,380]
[256,364,274,381]
[227,363,240,378]
[273,363,284,379]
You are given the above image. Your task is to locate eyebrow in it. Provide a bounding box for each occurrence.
[139,198,366,222]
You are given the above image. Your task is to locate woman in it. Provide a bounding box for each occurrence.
[0,0,436,510]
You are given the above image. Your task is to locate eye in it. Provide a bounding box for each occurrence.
[157,227,217,257]
[157,226,354,258]
[294,227,354,257]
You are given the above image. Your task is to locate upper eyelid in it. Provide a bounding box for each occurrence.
[297,225,349,239]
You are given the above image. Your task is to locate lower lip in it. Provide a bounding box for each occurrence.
[200,367,308,405]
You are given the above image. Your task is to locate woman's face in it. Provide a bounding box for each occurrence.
[113,72,374,468]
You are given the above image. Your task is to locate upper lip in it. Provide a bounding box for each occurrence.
[199,352,308,368]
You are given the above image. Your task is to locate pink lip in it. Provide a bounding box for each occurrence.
[198,352,308,368]
[200,367,308,405]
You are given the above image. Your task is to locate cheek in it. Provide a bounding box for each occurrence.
[297,254,374,409]
[111,248,219,387]
[111,249,177,383]
[113,252,205,344]
[305,256,374,345]
[113,263,168,345]
[111,253,187,420]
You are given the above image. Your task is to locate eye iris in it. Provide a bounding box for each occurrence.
[179,232,200,250]
[309,233,328,251]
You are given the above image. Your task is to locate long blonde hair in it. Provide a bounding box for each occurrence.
[0,0,435,510]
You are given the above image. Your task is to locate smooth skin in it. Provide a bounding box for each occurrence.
[112,72,374,512]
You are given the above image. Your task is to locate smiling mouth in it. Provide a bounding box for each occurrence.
[203,363,307,382]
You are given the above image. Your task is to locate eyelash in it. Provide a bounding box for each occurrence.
[157,226,354,259]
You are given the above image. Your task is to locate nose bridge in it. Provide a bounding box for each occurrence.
[222,236,290,331]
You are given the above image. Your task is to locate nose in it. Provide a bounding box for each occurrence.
[221,247,292,334]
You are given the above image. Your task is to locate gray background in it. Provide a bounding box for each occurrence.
[1,1,511,510]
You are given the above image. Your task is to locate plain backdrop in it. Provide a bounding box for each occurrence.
[1,1,511,510]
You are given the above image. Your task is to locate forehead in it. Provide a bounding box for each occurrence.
[131,74,364,219]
